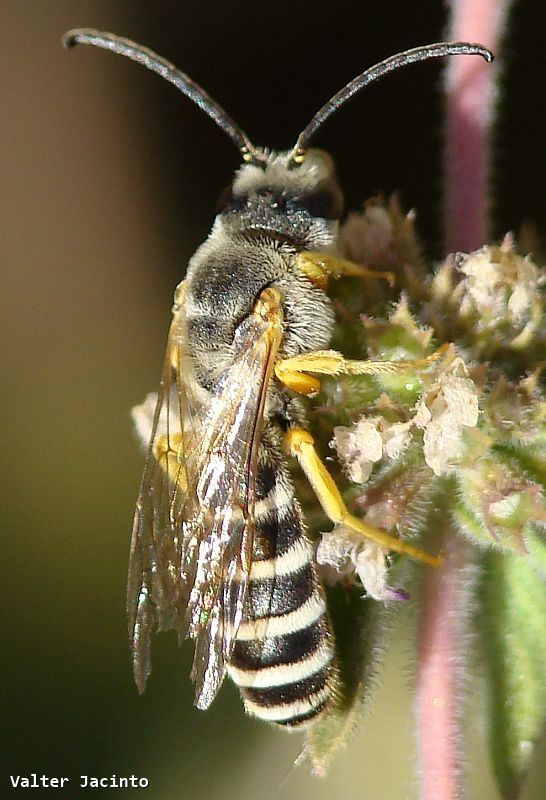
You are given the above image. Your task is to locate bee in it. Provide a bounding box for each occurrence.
[64,30,492,729]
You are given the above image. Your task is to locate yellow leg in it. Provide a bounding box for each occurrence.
[275,346,448,396]
[285,428,441,566]
[296,251,395,289]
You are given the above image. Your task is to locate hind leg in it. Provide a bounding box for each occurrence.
[284,427,441,567]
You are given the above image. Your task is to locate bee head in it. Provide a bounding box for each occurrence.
[211,149,343,248]
[217,149,344,223]
[64,32,493,227]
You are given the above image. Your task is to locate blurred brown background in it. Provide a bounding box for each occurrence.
[2,2,545,798]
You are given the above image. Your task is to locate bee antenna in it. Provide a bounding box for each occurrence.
[288,41,494,165]
[63,29,264,166]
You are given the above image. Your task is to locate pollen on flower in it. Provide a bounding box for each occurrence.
[316,525,407,601]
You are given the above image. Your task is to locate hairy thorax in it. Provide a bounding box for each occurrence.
[184,223,336,396]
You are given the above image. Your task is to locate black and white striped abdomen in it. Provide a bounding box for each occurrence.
[227,448,337,728]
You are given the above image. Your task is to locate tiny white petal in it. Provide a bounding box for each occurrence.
[423,411,463,475]
[354,418,384,462]
[507,283,531,320]
[382,421,412,459]
[413,400,432,428]
[489,493,520,520]
[317,525,401,601]
[354,540,390,601]
[332,419,383,485]
[457,245,541,331]
[131,392,159,448]
[131,387,182,451]
[316,528,356,573]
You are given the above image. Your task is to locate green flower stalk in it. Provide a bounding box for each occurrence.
[296,2,546,795]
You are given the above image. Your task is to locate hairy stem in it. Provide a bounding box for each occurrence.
[416,1,508,798]
[417,531,477,799]
[444,0,506,253]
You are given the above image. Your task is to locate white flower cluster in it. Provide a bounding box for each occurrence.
[457,240,541,327]
[331,417,412,484]
[414,358,480,475]
[332,357,479,479]
[316,524,408,602]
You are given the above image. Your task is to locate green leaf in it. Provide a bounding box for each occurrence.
[482,550,546,799]
[523,527,546,580]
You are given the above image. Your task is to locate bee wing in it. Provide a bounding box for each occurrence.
[127,306,197,695]
[128,288,281,709]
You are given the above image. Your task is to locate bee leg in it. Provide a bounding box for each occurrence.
[275,345,448,396]
[284,427,441,566]
[296,251,395,289]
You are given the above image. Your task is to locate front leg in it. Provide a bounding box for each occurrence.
[296,251,395,290]
[275,346,448,396]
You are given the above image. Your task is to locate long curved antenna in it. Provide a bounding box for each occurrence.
[289,41,493,164]
[63,29,263,165]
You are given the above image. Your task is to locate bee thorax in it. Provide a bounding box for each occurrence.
[184,224,335,388]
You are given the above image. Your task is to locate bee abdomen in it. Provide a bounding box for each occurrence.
[227,463,336,729]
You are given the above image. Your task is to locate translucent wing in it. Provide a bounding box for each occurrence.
[127,285,282,708]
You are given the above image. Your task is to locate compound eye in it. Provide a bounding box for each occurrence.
[298,189,342,219]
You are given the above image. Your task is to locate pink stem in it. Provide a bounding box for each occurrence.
[416,2,508,799]
[444,0,506,253]
[417,534,477,799]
